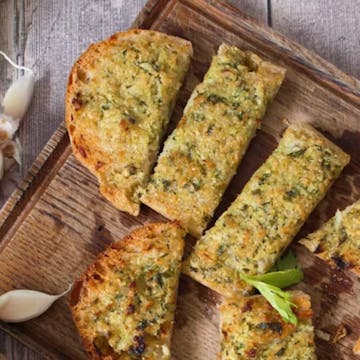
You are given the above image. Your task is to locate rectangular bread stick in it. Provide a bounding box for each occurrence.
[141,44,285,237]
[300,199,360,276]
[183,124,350,296]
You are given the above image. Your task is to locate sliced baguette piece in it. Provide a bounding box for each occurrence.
[141,44,285,238]
[66,30,192,216]
[183,123,350,296]
[69,222,185,360]
[300,199,360,276]
[219,291,317,359]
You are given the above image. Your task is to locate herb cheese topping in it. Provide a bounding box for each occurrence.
[300,199,360,276]
[66,30,192,215]
[183,124,350,296]
[220,291,316,359]
[142,44,285,237]
[70,222,185,359]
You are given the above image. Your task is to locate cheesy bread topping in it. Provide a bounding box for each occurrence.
[66,30,192,215]
[220,291,316,359]
[300,199,360,276]
[183,124,350,296]
[70,222,185,359]
[142,44,285,237]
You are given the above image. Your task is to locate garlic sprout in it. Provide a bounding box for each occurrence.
[0,284,72,323]
[0,51,35,178]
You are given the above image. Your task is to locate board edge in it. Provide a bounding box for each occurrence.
[181,0,360,105]
[1,0,360,358]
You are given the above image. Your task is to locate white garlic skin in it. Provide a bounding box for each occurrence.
[0,113,19,139]
[0,286,71,323]
[0,51,35,177]
[1,72,35,120]
[12,137,21,165]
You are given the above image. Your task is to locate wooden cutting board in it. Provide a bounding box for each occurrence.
[1,0,360,359]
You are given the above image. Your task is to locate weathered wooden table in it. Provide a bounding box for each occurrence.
[0,0,359,358]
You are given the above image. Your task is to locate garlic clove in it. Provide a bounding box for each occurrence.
[0,285,72,323]
[1,72,35,120]
[0,51,35,176]
[12,137,21,165]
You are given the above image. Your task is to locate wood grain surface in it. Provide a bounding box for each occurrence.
[271,0,360,79]
[0,0,360,359]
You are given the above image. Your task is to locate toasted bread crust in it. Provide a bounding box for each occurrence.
[66,30,192,215]
[300,199,360,276]
[70,222,185,359]
[141,44,285,238]
[183,123,350,296]
[219,291,316,359]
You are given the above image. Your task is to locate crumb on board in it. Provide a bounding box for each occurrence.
[316,329,331,342]
[332,324,348,343]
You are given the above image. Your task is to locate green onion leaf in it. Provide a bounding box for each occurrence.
[240,273,298,325]
[251,268,303,288]
[270,250,299,271]
[240,251,303,325]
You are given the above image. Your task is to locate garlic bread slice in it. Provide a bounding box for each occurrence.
[300,199,360,276]
[183,124,350,296]
[142,44,285,237]
[70,222,185,359]
[66,30,192,215]
[220,291,316,359]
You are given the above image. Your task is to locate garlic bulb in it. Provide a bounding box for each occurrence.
[0,51,35,120]
[0,51,35,180]
[2,72,35,120]
[12,137,21,165]
[0,285,72,323]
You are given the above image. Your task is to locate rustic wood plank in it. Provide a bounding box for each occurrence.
[1,0,360,359]
[0,1,22,209]
[0,334,40,360]
[228,0,267,22]
[271,0,360,79]
[0,0,146,357]
[0,0,15,96]
[0,3,42,359]
[0,0,360,359]
[17,0,146,175]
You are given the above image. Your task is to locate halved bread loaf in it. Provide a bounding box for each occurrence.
[66,30,192,215]
[70,222,185,359]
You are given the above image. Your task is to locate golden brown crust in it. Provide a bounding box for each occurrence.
[69,222,185,359]
[141,44,285,237]
[300,199,360,277]
[183,123,350,296]
[289,123,351,165]
[219,291,316,359]
[66,30,192,216]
